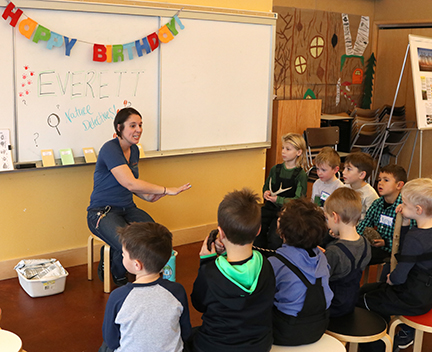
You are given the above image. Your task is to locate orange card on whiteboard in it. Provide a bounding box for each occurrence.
[137,144,145,158]
[83,147,97,163]
[41,149,55,167]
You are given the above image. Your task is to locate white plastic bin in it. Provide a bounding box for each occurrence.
[17,270,68,298]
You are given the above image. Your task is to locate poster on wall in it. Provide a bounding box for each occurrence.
[409,34,432,130]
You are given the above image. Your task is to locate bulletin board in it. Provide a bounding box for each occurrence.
[409,34,432,130]
[0,0,276,163]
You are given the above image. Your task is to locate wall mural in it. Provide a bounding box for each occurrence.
[273,7,372,114]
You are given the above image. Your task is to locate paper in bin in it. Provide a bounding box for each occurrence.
[14,259,67,280]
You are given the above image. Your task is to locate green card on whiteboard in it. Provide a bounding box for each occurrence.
[59,148,75,165]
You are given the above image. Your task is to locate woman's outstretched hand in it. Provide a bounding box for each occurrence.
[166,183,192,195]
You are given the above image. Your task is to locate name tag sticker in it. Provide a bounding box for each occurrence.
[320,191,330,201]
[380,214,393,226]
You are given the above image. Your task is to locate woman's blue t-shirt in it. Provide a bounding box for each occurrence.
[88,138,139,210]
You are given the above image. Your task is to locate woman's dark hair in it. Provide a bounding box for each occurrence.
[278,198,327,249]
[114,107,142,138]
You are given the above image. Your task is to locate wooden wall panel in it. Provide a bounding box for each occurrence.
[266,99,321,176]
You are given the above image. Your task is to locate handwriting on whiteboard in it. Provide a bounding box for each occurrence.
[37,70,145,99]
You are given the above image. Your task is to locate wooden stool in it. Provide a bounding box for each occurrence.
[87,234,112,293]
[389,309,432,352]
[270,333,345,351]
[0,330,23,352]
[326,307,392,352]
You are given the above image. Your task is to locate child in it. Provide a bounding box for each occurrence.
[269,198,333,346]
[358,178,432,351]
[99,222,191,352]
[311,147,344,207]
[323,187,371,317]
[255,132,308,249]
[342,152,379,221]
[357,164,408,266]
[188,189,275,352]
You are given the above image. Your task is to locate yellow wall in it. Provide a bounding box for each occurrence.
[0,149,266,260]
[374,0,432,22]
[0,0,272,278]
[273,0,375,18]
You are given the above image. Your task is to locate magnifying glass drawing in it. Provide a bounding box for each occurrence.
[47,113,61,135]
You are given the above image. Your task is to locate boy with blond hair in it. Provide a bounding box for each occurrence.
[188,188,275,352]
[100,222,191,352]
[357,164,409,265]
[342,152,378,221]
[322,187,371,317]
[359,178,432,351]
[311,147,344,207]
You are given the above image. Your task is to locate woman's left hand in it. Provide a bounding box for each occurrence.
[166,183,192,195]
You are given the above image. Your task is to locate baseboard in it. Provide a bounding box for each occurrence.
[0,222,216,281]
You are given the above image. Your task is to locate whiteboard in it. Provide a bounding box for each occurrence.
[1,2,275,163]
[0,5,15,157]
[14,9,160,162]
[409,34,432,130]
[160,18,273,150]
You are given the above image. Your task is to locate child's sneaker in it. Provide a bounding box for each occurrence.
[393,326,415,351]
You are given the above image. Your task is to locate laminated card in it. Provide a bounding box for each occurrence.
[83,147,97,163]
[59,148,75,165]
[41,149,56,167]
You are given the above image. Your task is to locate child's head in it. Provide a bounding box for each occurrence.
[277,198,327,249]
[324,187,362,228]
[401,178,432,218]
[117,222,172,275]
[281,133,307,168]
[377,164,407,198]
[343,152,375,185]
[314,147,341,183]
[217,188,261,245]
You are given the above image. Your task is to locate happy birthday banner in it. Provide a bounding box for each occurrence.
[1,2,184,62]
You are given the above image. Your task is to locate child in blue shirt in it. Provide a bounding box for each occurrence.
[269,198,333,346]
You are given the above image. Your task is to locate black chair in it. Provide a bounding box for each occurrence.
[304,126,348,182]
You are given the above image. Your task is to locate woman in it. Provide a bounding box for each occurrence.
[87,107,191,286]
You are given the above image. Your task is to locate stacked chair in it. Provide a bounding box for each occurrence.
[349,105,416,185]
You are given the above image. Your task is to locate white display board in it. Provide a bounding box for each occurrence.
[409,34,432,130]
